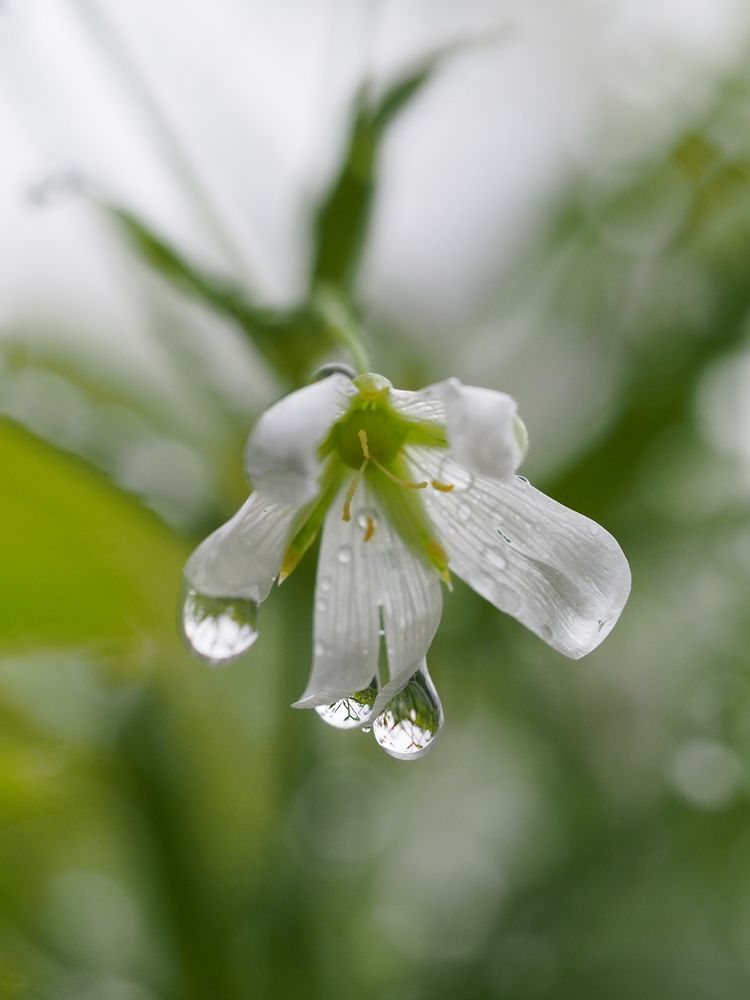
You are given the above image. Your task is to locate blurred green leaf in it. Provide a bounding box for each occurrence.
[108,206,329,384]
[310,57,442,294]
[0,419,188,652]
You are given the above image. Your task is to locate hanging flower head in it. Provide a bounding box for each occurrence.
[181,370,631,760]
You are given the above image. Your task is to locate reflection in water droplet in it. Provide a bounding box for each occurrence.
[309,363,357,383]
[372,665,443,760]
[316,678,379,730]
[485,548,507,571]
[337,545,352,565]
[438,457,474,492]
[181,587,258,665]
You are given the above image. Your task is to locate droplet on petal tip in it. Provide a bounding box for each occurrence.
[372,666,444,761]
[180,585,259,666]
[315,678,380,730]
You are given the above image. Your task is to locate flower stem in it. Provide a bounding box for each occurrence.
[312,285,372,374]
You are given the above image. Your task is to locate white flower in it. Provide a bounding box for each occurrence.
[181,371,631,759]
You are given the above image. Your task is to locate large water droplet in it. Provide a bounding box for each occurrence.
[316,678,379,730]
[181,587,258,665]
[438,457,474,492]
[372,666,443,760]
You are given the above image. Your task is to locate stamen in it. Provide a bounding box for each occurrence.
[431,479,454,493]
[370,454,428,490]
[358,428,370,459]
[363,516,376,543]
[342,457,367,522]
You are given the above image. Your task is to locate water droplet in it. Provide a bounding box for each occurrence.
[315,678,379,730]
[181,587,258,665]
[540,623,553,641]
[316,599,328,614]
[309,363,356,383]
[314,640,326,657]
[319,576,332,593]
[337,545,352,565]
[515,475,530,485]
[485,547,507,571]
[356,507,379,532]
[438,457,474,492]
[372,666,443,760]
[457,502,472,522]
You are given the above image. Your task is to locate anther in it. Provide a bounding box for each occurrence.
[363,516,376,542]
[431,479,454,492]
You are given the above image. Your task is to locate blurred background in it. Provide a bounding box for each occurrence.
[3,1,750,997]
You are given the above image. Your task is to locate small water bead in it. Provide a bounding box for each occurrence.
[438,457,474,492]
[515,475,530,485]
[337,545,353,565]
[457,502,472,522]
[319,576,332,593]
[181,588,259,665]
[314,640,326,657]
[315,678,379,730]
[316,599,328,614]
[485,547,508,572]
[309,363,357,383]
[372,666,444,761]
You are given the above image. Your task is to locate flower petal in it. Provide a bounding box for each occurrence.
[410,378,527,481]
[415,450,631,659]
[184,492,300,603]
[294,482,442,709]
[245,373,356,505]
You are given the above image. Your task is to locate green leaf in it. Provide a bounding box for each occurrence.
[310,58,443,294]
[108,207,328,383]
[0,419,189,652]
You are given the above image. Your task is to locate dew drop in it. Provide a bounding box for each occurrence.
[337,545,353,565]
[438,457,474,492]
[485,547,507,571]
[181,587,258,665]
[540,623,553,641]
[314,640,326,657]
[319,576,332,593]
[315,678,379,730]
[372,665,443,760]
[309,362,357,383]
[457,502,472,522]
[515,475,530,485]
[315,599,328,614]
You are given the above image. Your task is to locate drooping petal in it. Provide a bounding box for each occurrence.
[294,481,443,709]
[399,378,527,481]
[415,449,631,659]
[184,492,300,603]
[245,373,356,505]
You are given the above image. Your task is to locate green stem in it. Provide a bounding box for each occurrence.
[312,284,372,374]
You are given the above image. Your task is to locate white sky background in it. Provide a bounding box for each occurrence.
[0,0,749,470]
